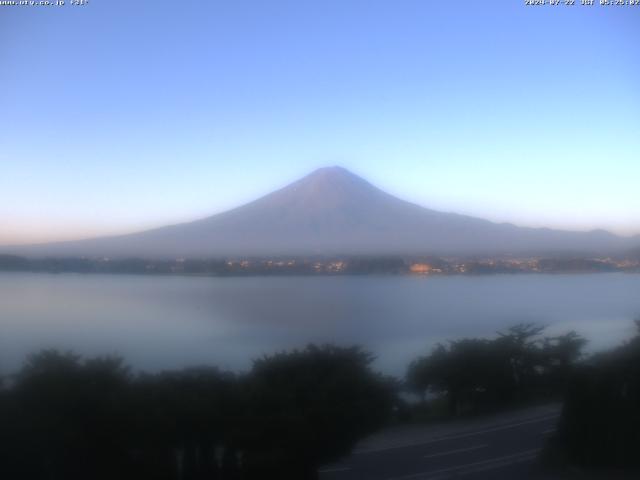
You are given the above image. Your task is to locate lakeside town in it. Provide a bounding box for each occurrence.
[1,253,639,276]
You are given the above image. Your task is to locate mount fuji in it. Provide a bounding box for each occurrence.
[5,167,636,258]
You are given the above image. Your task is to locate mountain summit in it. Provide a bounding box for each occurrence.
[6,167,636,258]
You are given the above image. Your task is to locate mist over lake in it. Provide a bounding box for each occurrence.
[1,272,639,377]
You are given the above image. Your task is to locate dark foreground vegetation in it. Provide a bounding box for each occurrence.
[406,324,587,417]
[0,346,394,480]
[0,323,638,479]
[549,320,640,473]
[408,323,640,475]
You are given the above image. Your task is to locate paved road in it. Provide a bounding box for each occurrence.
[319,404,561,480]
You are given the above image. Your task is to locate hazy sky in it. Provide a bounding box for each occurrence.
[2,0,639,245]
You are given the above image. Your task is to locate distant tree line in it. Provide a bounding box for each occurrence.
[0,254,408,276]
[2,254,638,277]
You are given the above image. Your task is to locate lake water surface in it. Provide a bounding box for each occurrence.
[1,272,639,376]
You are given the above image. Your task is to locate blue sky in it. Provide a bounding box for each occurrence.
[1,0,639,245]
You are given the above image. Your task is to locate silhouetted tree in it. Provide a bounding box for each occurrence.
[554,320,640,471]
[1,351,133,479]
[0,344,394,480]
[240,344,395,479]
[407,324,587,416]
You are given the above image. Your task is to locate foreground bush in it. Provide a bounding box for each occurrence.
[406,324,586,416]
[553,321,640,470]
[0,345,395,480]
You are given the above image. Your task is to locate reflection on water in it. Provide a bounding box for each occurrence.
[1,272,639,376]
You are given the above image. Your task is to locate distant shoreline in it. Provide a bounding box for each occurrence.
[1,254,639,278]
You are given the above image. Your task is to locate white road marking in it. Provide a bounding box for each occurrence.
[541,428,556,435]
[422,444,488,459]
[386,448,541,480]
[355,413,559,454]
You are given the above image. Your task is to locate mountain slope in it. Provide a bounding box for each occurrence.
[5,167,636,258]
